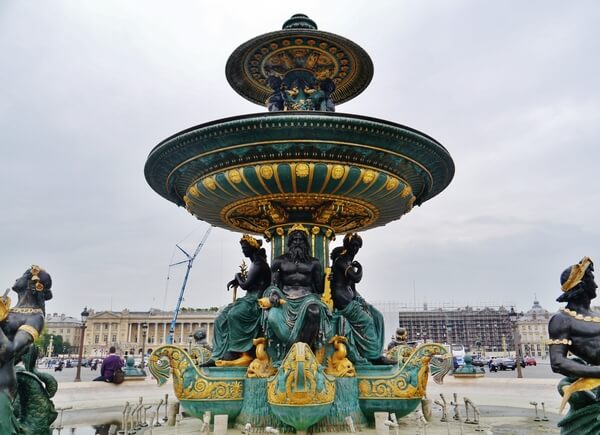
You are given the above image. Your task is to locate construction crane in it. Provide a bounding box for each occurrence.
[166,226,212,344]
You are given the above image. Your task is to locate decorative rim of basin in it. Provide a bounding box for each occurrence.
[145,111,454,234]
[226,14,373,107]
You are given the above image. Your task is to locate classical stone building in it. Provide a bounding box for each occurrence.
[516,299,552,359]
[83,308,218,357]
[45,313,83,353]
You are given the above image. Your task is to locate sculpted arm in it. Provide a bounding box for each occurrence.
[548,315,600,378]
[346,261,363,284]
[238,262,270,291]
[0,328,35,363]
[312,261,324,295]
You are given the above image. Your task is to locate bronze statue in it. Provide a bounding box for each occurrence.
[203,235,271,367]
[330,233,392,365]
[548,257,600,433]
[0,266,57,434]
[387,327,408,351]
[262,224,331,359]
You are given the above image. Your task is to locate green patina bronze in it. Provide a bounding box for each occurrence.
[146,13,455,432]
[0,267,57,435]
[453,354,485,378]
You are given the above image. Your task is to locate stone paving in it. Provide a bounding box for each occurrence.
[50,364,565,434]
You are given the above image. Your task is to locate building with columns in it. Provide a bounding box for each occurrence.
[82,308,218,357]
[516,299,553,359]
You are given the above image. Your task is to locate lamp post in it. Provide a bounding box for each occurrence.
[509,308,523,379]
[47,335,54,358]
[141,322,148,370]
[188,333,193,352]
[74,307,90,382]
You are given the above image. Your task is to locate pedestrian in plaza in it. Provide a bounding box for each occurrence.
[93,346,124,383]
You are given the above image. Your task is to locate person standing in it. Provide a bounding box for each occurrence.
[93,346,123,382]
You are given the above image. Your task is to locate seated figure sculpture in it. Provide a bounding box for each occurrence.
[262,224,331,361]
[548,257,600,431]
[330,233,393,365]
[203,235,271,367]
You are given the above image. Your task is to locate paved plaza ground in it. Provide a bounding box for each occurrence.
[49,362,566,434]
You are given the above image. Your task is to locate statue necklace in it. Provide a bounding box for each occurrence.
[561,307,600,323]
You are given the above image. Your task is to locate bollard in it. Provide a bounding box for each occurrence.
[541,402,549,421]
[421,397,433,422]
[530,401,541,421]
[415,409,428,435]
[163,394,169,422]
[374,412,389,435]
[142,405,152,427]
[118,402,130,435]
[242,422,252,435]
[214,414,228,435]
[167,402,180,426]
[434,393,449,423]
[52,406,73,432]
[344,416,356,433]
[201,411,211,434]
[154,399,164,427]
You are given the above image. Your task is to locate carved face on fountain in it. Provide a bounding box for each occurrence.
[288,230,310,264]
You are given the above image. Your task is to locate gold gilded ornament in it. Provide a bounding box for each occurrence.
[240,234,261,250]
[362,170,377,184]
[296,163,310,178]
[267,343,335,405]
[400,185,413,198]
[18,324,40,341]
[289,223,310,236]
[386,177,399,191]
[228,169,242,184]
[311,226,321,235]
[203,177,217,191]
[148,345,244,401]
[325,336,355,377]
[562,257,593,292]
[247,338,276,378]
[188,185,200,197]
[260,165,274,180]
[331,165,345,180]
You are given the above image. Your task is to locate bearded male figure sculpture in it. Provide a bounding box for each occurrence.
[261,225,331,362]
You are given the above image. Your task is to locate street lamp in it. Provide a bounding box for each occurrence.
[74,307,90,382]
[141,322,148,370]
[509,308,523,379]
[188,333,194,352]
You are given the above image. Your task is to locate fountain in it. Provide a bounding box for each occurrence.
[144,13,455,432]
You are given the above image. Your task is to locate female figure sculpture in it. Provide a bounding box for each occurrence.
[330,234,392,365]
[0,265,56,434]
[205,235,271,367]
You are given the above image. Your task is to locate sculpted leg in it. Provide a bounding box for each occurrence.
[297,304,320,346]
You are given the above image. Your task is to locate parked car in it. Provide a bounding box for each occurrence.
[472,356,489,367]
[497,357,516,371]
[524,356,537,366]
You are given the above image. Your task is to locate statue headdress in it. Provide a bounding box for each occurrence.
[30,265,45,292]
[240,234,262,250]
[289,223,310,236]
[343,233,362,244]
[561,256,593,292]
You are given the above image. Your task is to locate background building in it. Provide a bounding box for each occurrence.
[82,308,218,357]
[516,299,552,359]
[45,313,83,354]
[397,304,515,353]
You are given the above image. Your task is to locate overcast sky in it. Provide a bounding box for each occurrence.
[1,1,599,323]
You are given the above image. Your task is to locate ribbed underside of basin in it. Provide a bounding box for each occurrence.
[145,112,454,235]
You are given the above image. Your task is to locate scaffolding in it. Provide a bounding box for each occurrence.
[374,301,517,353]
